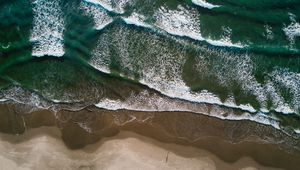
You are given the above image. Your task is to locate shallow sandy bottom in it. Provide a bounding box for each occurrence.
[0,127,280,170]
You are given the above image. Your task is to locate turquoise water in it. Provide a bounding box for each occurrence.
[0,0,300,133]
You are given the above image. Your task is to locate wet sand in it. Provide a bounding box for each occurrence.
[0,127,280,170]
[0,102,300,169]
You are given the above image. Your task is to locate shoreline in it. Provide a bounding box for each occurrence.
[0,102,300,169]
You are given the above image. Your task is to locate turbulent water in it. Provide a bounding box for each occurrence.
[0,0,300,135]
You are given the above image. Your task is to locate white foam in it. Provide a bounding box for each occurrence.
[30,0,65,57]
[284,22,300,42]
[83,0,131,14]
[95,99,124,110]
[206,39,243,48]
[52,99,62,103]
[140,79,258,113]
[283,14,300,43]
[260,108,269,113]
[191,0,220,9]
[0,98,8,102]
[80,1,114,30]
[239,104,256,113]
[122,13,152,28]
[275,105,295,114]
[154,6,204,41]
[295,129,300,134]
[83,0,114,12]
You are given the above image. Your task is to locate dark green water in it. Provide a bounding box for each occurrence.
[0,0,300,134]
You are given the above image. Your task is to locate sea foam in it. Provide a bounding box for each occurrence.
[191,0,220,9]
[83,0,132,14]
[283,21,300,43]
[122,13,152,28]
[154,6,204,41]
[30,0,65,57]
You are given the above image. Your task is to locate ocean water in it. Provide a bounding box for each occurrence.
[0,0,300,135]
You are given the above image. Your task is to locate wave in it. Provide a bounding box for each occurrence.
[88,50,269,116]
[153,6,243,48]
[88,23,299,115]
[191,0,220,9]
[121,7,244,48]
[88,55,261,116]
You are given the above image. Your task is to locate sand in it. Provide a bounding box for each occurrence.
[0,127,281,170]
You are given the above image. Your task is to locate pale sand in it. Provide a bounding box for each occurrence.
[0,127,280,170]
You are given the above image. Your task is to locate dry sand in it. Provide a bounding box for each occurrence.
[0,127,280,170]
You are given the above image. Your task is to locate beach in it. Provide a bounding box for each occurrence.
[0,102,299,170]
[0,126,283,170]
